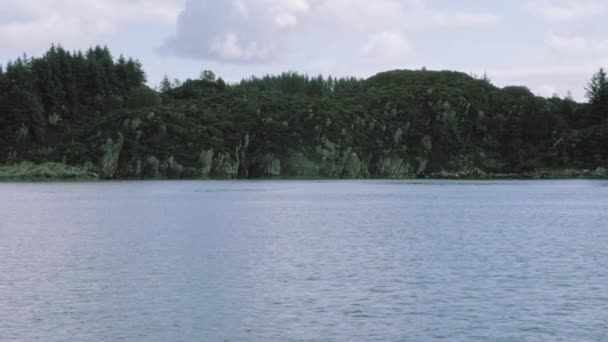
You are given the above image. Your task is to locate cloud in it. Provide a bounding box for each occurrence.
[361,31,411,61]
[160,0,499,62]
[316,0,498,29]
[545,32,608,52]
[0,0,184,50]
[159,0,308,62]
[209,32,272,61]
[524,0,606,21]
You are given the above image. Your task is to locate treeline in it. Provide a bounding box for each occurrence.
[0,45,156,146]
[0,45,607,179]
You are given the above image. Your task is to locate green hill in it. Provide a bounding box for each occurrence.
[1,46,607,180]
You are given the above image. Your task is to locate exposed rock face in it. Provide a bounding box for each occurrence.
[144,156,161,179]
[99,133,124,178]
[375,157,414,178]
[212,152,239,179]
[164,156,183,179]
[342,152,365,179]
[283,152,320,178]
[250,154,281,178]
[417,159,429,175]
[393,128,404,144]
[127,159,143,179]
[199,149,215,179]
[316,139,349,177]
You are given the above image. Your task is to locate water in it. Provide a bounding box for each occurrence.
[1,180,607,341]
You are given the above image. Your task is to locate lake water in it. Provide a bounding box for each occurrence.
[1,180,607,341]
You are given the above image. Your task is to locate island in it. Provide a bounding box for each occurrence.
[1,45,607,180]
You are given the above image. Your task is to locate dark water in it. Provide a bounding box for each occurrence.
[1,180,607,341]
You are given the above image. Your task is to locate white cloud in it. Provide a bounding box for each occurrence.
[316,0,498,30]
[524,0,606,21]
[209,32,272,61]
[269,0,311,28]
[361,31,411,61]
[0,0,184,49]
[545,32,608,52]
[545,32,587,50]
[160,0,499,62]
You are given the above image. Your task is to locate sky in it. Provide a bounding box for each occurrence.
[1,0,607,100]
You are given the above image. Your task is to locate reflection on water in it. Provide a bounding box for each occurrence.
[1,180,607,341]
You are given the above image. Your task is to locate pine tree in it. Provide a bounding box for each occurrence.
[586,68,608,124]
[160,75,172,93]
[200,70,216,82]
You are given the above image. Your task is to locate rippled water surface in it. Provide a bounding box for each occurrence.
[1,180,608,341]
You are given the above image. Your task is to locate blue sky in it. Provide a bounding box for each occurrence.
[1,0,607,100]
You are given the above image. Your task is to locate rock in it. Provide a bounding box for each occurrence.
[130,117,143,131]
[283,152,320,177]
[144,155,160,179]
[182,167,198,179]
[251,154,281,177]
[48,113,61,126]
[316,140,348,178]
[242,134,250,150]
[417,158,429,175]
[127,159,143,178]
[376,157,413,178]
[394,128,404,144]
[83,161,94,172]
[342,152,364,179]
[99,133,124,178]
[199,149,215,178]
[213,152,239,179]
[421,135,433,152]
[16,125,29,142]
[165,156,183,179]
[594,167,608,177]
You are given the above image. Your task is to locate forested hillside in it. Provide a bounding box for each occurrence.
[1,45,607,179]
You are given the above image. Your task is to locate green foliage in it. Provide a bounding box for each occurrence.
[586,68,608,124]
[0,161,98,180]
[126,86,161,109]
[160,75,172,93]
[200,70,216,82]
[1,45,607,178]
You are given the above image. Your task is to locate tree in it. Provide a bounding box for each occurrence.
[160,75,172,93]
[125,86,161,109]
[481,72,491,84]
[200,70,216,82]
[216,77,227,90]
[586,68,608,124]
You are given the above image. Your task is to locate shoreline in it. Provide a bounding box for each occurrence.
[2,162,607,183]
[2,173,607,183]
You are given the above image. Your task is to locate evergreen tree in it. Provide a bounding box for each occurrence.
[586,68,608,124]
[200,70,216,82]
[160,75,172,93]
